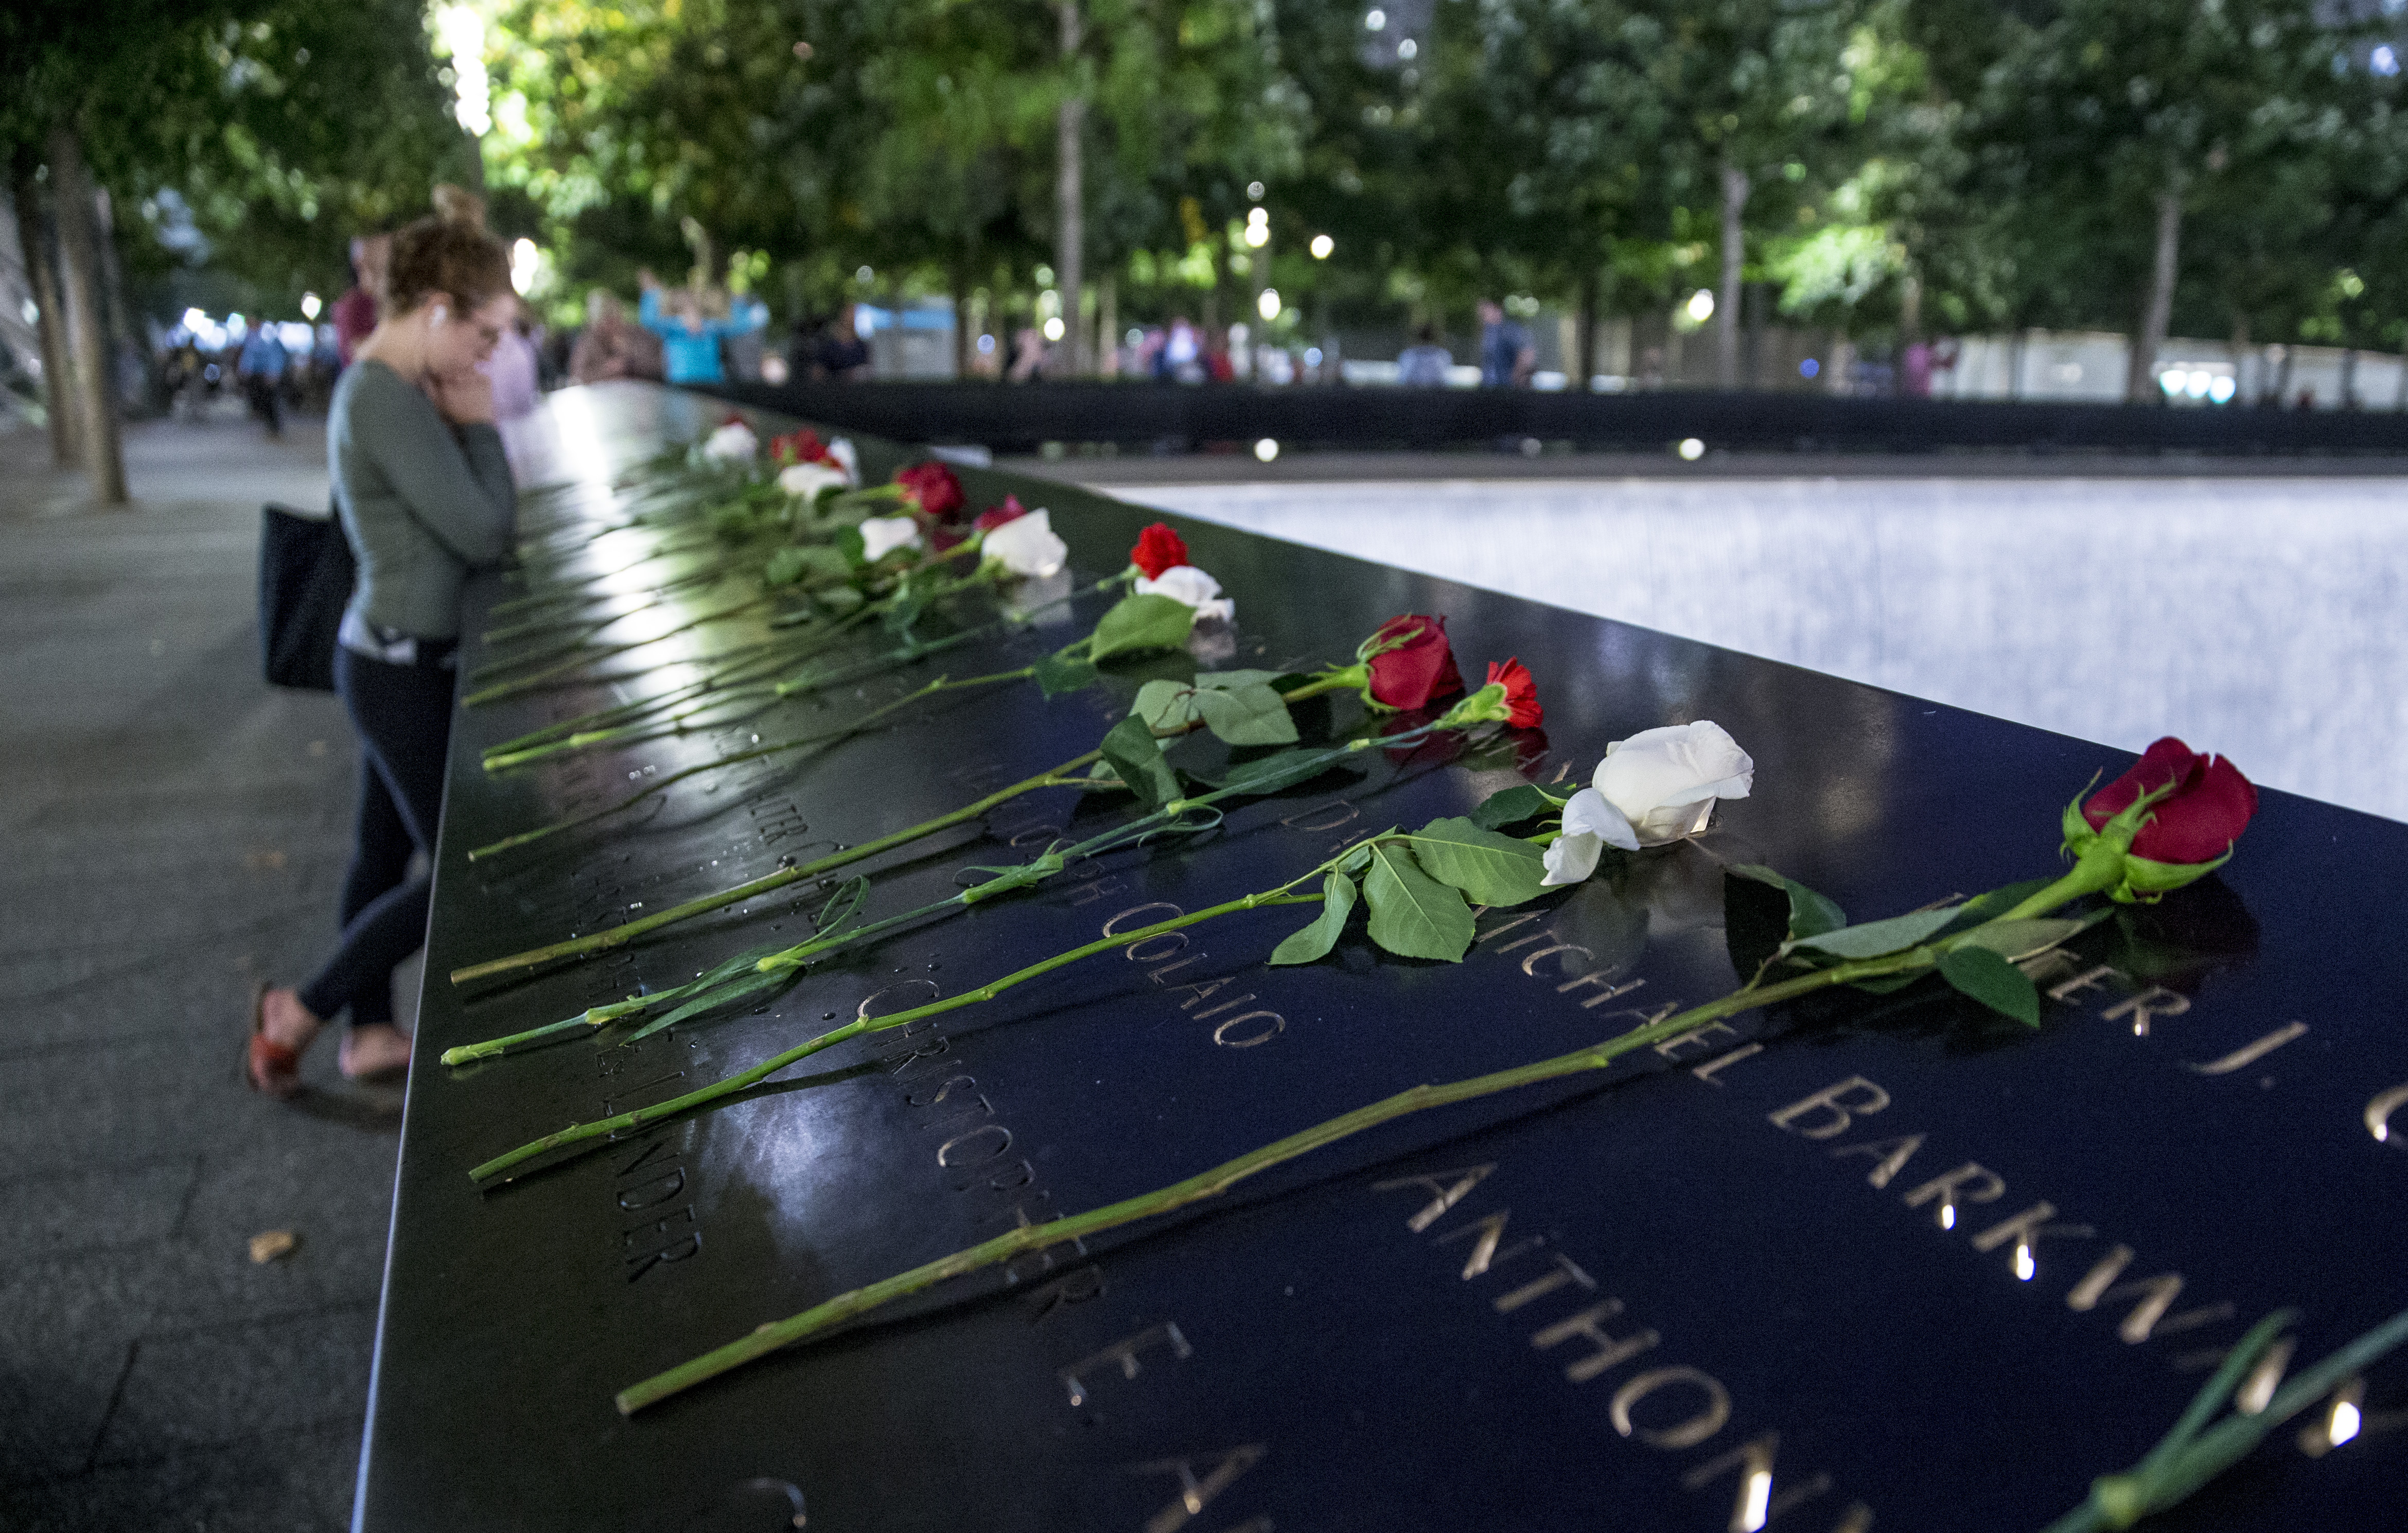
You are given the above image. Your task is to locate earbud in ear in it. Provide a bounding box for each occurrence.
[430,304,448,325]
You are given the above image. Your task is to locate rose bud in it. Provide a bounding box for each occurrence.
[1541,722,1754,885]
[2063,737,2257,900]
[975,495,1029,531]
[980,506,1068,579]
[1358,614,1465,711]
[700,419,758,462]
[1131,522,1189,579]
[1484,658,1543,728]
[894,461,966,520]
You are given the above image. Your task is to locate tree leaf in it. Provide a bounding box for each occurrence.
[1194,668,1281,691]
[1192,683,1298,745]
[1931,878,2059,938]
[1200,747,1359,795]
[1033,655,1099,697]
[1099,716,1181,811]
[1362,842,1476,961]
[1794,905,1961,960]
[1269,872,1357,965]
[1729,864,1849,940]
[1406,816,1550,908]
[1938,946,2042,1027]
[1088,594,1197,664]
[1469,783,1562,830]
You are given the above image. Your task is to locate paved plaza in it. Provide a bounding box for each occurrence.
[2,408,406,1531]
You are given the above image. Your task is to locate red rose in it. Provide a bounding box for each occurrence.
[770,428,836,466]
[2082,737,2258,865]
[1131,522,1188,579]
[975,495,1029,532]
[1485,658,1543,728]
[895,461,965,520]
[1365,614,1464,710]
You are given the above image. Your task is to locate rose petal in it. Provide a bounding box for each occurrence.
[1561,786,1641,852]
[983,509,1067,578]
[1595,722,1754,817]
[1135,565,1235,623]
[1542,831,1605,886]
[859,515,923,562]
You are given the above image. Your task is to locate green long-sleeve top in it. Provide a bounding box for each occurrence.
[330,359,518,640]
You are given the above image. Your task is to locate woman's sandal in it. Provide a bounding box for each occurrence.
[244,982,306,1099]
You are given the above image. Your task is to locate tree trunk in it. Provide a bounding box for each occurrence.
[1715,160,1748,389]
[2272,343,2293,406]
[2339,346,2358,409]
[1097,270,1117,378]
[2229,313,2249,404]
[1054,1,1085,378]
[1743,280,1767,387]
[47,125,125,505]
[11,148,80,468]
[2125,181,2182,405]
[2008,327,2026,400]
[950,272,970,379]
[1574,267,1598,391]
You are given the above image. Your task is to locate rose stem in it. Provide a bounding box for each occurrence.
[610,855,2127,1413]
[461,669,1034,863]
[449,673,1361,980]
[463,592,791,702]
[464,892,1327,1183]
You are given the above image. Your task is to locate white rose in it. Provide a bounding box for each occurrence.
[858,515,923,562]
[982,508,1068,578]
[828,437,860,486]
[701,421,758,461]
[778,461,849,501]
[1540,721,1755,886]
[1134,564,1235,623]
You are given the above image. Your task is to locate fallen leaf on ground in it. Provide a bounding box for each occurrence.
[249,1230,298,1264]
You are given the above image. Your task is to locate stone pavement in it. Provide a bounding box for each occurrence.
[3,406,415,1530]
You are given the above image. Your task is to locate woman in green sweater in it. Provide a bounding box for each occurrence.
[247,206,519,1095]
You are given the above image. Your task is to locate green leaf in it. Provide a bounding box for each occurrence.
[1729,864,1849,940]
[1932,878,2059,938]
[813,876,870,937]
[763,544,850,589]
[1131,678,1202,731]
[1938,946,2042,1027]
[1795,905,1962,960]
[1953,916,2096,960]
[1469,783,1563,830]
[832,525,867,567]
[1269,872,1358,965]
[1405,816,1551,908]
[1088,594,1197,664]
[1200,748,1355,795]
[1099,716,1182,811]
[1362,842,1477,962]
[816,586,865,617]
[1033,655,1100,698]
[1194,668,1282,691]
[1192,683,1299,745]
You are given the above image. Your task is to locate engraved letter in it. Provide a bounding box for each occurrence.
[1130,1445,1267,1533]
[1682,1432,1836,1532]
[2047,964,2119,1003]
[2368,1081,2408,1145]
[1531,1299,1661,1384]
[1693,1043,1765,1085]
[1656,1021,1740,1062]
[1520,941,1593,978]
[1210,1012,1285,1048]
[2187,1021,2307,1075]
[1493,1253,1597,1313]
[1059,1322,1193,1406]
[1610,1367,1733,1451]
[1103,902,1185,937]
[1827,1135,1925,1190]
[2102,986,2189,1035]
[1373,1164,1496,1232]
[935,1123,1014,1168]
[1435,1210,1542,1280]
[1560,969,1645,1008]
[1768,1077,1892,1140]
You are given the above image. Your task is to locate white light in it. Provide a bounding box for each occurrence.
[1254,437,1279,462]
[1244,222,1270,249]
[1365,8,1386,30]
[435,7,491,136]
[2330,1398,2362,1447]
[1940,1203,1957,1231]
[227,312,248,336]
[182,307,209,331]
[1685,289,1715,323]
[2014,1243,2036,1281]
[2208,375,2237,404]
[760,354,790,385]
[1677,437,1705,461]
[1398,38,1417,60]
[1247,205,1269,225]
[2377,44,2399,76]
[19,298,34,325]
[856,265,873,283]
[2159,369,2185,394]
[1304,346,1323,365]
[2185,369,2212,399]
[1310,233,1334,259]
[1246,181,1265,202]
[976,334,995,354]
[1739,1468,1772,1532]
[1126,327,1144,346]
[1043,316,1065,341]
[300,292,322,320]
[511,237,540,296]
[1257,288,1281,321]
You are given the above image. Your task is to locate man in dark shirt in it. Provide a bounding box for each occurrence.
[812,303,872,381]
[1477,299,1535,388]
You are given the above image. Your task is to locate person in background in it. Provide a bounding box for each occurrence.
[332,234,389,367]
[1203,327,1236,383]
[568,289,664,384]
[236,322,288,437]
[1478,299,1535,388]
[811,302,872,381]
[1007,325,1048,382]
[1157,316,1202,382]
[484,296,542,419]
[1396,322,1452,387]
[245,199,519,1096]
[635,269,766,386]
